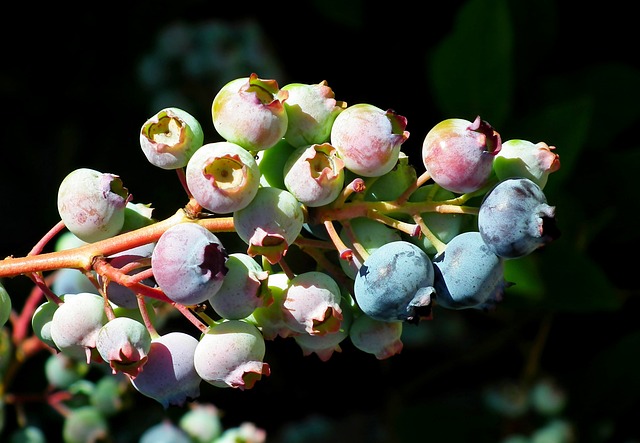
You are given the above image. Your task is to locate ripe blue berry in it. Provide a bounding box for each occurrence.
[354,241,435,323]
[478,177,559,259]
[432,231,506,310]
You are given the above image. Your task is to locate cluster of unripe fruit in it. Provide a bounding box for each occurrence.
[0,73,561,409]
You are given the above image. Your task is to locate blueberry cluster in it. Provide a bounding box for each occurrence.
[1,73,561,430]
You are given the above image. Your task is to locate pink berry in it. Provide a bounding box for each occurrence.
[422,116,502,194]
[185,141,261,214]
[330,103,409,177]
[212,73,288,152]
[281,80,346,147]
[130,332,201,408]
[139,107,204,170]
[282,271,343,336]
[283,142,345,207]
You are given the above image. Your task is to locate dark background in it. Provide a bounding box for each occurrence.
[1,1,639,442]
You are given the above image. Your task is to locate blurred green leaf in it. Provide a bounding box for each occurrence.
[508,96,593,197]
[311,0,364,28]
[540,63,640,151]
[428,0,513,126]
[537,242,622,312]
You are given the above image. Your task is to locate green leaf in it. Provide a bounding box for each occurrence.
[428,0,513,126]
[536,243,622,312]
[507,95,593,197]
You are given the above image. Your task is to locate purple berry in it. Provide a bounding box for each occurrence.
[185,141,261,214]
[57,168,130,242]
[130,331,202,408]
[432,231,506,310]
[139,107,204,170]
[478,177,559,259]
[422,116,501,194]
[354,241,435,323]
[330,103,410,177]
[151,223,228,305]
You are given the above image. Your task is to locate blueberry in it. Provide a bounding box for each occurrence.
[432,231,506,310]
[478,177,560,259]
[354,240,435,323]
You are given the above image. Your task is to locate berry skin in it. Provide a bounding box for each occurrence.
[349,313,403,359]
[208,252,271,320]
[139,107,204,170]
[422,116,502,194]
[95,317,151,378]
[293,295,354,361]
[432,231,506,310]
[185,141,261,214]
[281,80,346,147]
[283,142,345,207]
[151,222,228,305]
[212,73,289,151]
[354,241,435,323]
[478,177,559,259]
[233,186,304,264]
[193,320,270,390]
[256,138,296,189]
[330,103,410,177]
[282,271,343,336]
[493,139,560,189]
[57,168,130,243]
[130,332,202,408]
[49,292,108,363]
